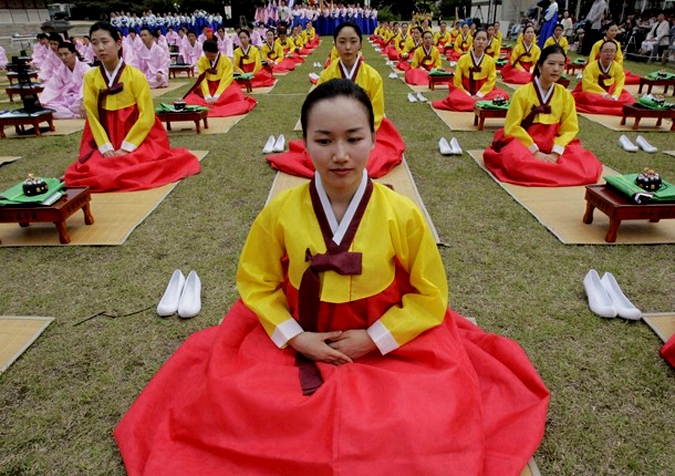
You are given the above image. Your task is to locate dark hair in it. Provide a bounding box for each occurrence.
[333,21,362,42]
[554,23,563,30]
[203,39,218,53]
[301,79,374,138]
[533,44,566,77]
[422,30,434,39]
[473,28,488,39]
[413,26,424,35]
[140,26,153,35]
[89,21,120,42]
[599,39,617,52]
[58,41,77,53]
[37,33,48,40]
[187,30,197,37]
[239,29,251,39]
[48,32,63,43]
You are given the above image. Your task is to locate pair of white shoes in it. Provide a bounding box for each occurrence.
[619,135,658,153]
[439,137,463,155]
[388,72,398,79]
[157,270,202,319]
[312,62,322,68]
[262,134,286,154]
[407,92,427,103]
[308,72,320,82]
[583,270,641,320]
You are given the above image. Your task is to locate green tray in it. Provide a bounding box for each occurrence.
[476,99,511,110]
[636,96,675,110]
[605,174,675,203]
[155,103,210,113]
[571,58,587,65]
[646,71,675,81]
[0,178,65,206]
[234,73,254,80]
[429,68,454,77]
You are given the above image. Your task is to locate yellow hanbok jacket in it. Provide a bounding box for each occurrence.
[411,45,442,69]
[505,81,578,155]
[485,37,502,60]
[233,45,263,74]
[394,33,411,55]
[434,30,451,46]
[316,60,384,130]
[544,35,569,54]
[581,60,626,98]
[275,37,297,54]
[83,63,155,153]
[454,52,497,97]
[237,181,447,352]
[453,34,473,55]
[197,53,233,98]
[261,40,285,62]
[510,42,541,70]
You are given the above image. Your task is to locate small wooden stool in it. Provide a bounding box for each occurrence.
[620,104,675,131]
[473,105,508,131]
[5,85,44,103]
[169,65,195,79]
[0,110,55,138]
[156,109,209,134]
[637,77,675,96]
[565,63,585,75]
[583,184,675,242]
[0,187,94,244]
[428,75,453,91]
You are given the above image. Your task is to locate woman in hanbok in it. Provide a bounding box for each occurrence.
[262,30,296,73]
[404,30,443,85]
[485,23,502,60]
[432,29,509,112]
[114,78,550,476]
[275,28,304,64]
[543,24,569,54]
[233,30,276,89]
[500,25,541,84]
[267,21,405,179]
[64,22,200,193]
[215,26,233,58]
[587,23,640,84]
[571,40,634,116]
[483,45,602,187]
[447,23,472,61]
[183,39,257,117]
[434,22,452,55]
[396,26,423,71]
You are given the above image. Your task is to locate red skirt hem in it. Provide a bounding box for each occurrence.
[432,86,510,112]
[185,82,257,117]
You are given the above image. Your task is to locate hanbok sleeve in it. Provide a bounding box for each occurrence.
[411,48,422,68]
[453,57,469,94]
[504,85,538,153]
[83,70,113,154]
[214,56,234,96]
[366,201,448,355]
[552,87,579,154]
[197,56,212,97]
[581,62,608,95]
[233,49,244,74]
[433,49,442,68]
[121,70,156,151]
[477,60,497,97]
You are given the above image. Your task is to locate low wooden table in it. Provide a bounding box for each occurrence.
[0,187,94,244]
[235,77,252,93]
[620,104,675,131]
[473,105,508,131]
[637,77,675,96]
[6,71,39,85]
[0,110,55,138]
[428,74,453,91]
[156,109,209,133]
[5,85,44,102]
[565,63,585,75]
[169,65,195,79]
[583,184,675,242]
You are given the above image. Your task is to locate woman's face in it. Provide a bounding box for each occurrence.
[423,32,433,47]
[539,52,565,83]
[600,43,617,63]
[413,29,421,41]
[554,26,563,38]
[487,25,495,37]
[267,31,275,43]
[91,29,121,66]
[462,24,469,35]
[335,26,361,63]
[239,32,250,47]
[473,32,487,51]
[606,25,618,40]
[305,96,375,199]
[524,27,535,42]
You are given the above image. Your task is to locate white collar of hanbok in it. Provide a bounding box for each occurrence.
[423,45,433,56]
[210,53,220,68]
[314,169,369,246]
[339,59,359,81]
[103,59,124,87]
[523,42,532,53]
[471,50,484,66]
[241,45,251,56]
[599,60,612,75]
[534,76,554,104]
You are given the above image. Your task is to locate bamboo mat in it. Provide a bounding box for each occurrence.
[0,156,21,166]
[407,83,450,93]
[467,149,675,245]
[0,316,54,373]
[1,118,85,138]
[266,157,443,244]
[433,108,503,131]
[663,150,675,157]
[643,313,675,343]
[497,80,525,91]
[249,82,278,95]
[0,150,208,246]
[150,80,189,98]
[164,115,246,135]
[579,112,674,132]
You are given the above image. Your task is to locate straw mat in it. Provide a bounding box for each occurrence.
[0,316,54,373]
[579,112,674,132]
[467,149,675,244]
[1,118,85,138]
[164,115,245,135]
[643,313,675,343]
[0,156,21,166]
[266,157,443,244]
[0,150,208,246]
[150,80,188,98]
[433,108,504,131]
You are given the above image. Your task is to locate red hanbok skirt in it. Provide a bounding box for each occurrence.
[114,269,549,476]
[240,63,276,88]
[185,81,257,117]
[266,117,405,179]
[446,49,467,61]
[286,51,305,63]
[432,77,510,112]
[64,105,200,193]
[625,70,641,85]
[270,57,296,73]
[404,67,432,85]
[571,82,635,116]
[483,123,603,187]
[396,58,411,71]
[386,46,400,61]
[500,62,534,84]
[661,334,675,367]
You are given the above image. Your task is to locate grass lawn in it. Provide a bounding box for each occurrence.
[0,38,674,475]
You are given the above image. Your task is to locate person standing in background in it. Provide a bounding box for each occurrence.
[582,0,607,55]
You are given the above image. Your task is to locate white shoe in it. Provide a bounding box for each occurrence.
[273,134,286,152]
[438,137,453,155]
[388,72,398,79]
[407,92,417,103]
[450,137,463,155]
[576,72,583,79]
[583,269,617,318]
[157,270,185,317]
[601,273,641,320]
[619,135,639,152]
[636,135,658,153]
[416,92,427,103]
[262,135,276,154]
[309,72,320,81]
[177,271,201,319]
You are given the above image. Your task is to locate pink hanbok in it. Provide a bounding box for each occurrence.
[0,46,8,68]
[137,42,170,88]
[182,41,203,67]
[31,43,48,70]
[41,58,91,118]
[38,49,61,82]
[216,33,234,58]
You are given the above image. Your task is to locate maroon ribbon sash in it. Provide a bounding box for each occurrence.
[597,61,612,92]
[295,177,373,396]
[339,59,362,82]
[521,82,553,130]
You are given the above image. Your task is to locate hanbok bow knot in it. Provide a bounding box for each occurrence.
[521,104,552,130]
